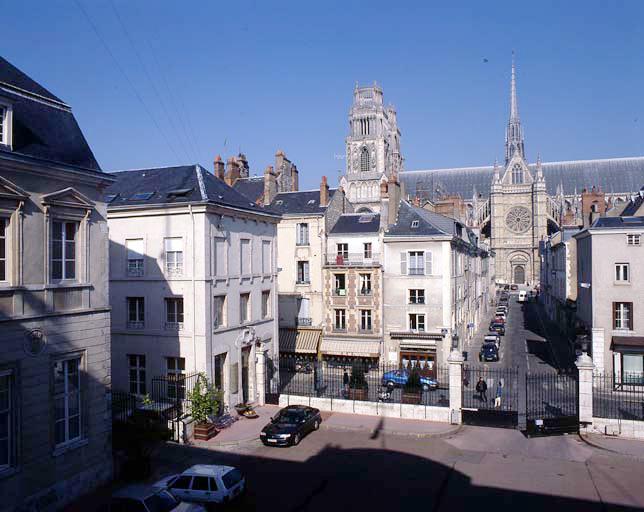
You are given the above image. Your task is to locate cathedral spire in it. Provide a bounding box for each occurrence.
[505,52,525,164]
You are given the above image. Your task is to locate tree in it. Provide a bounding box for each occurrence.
[349,361,368,390]
[404,367,422,393]
[188,373,221,424]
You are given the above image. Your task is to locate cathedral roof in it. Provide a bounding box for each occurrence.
[402,157,644,200]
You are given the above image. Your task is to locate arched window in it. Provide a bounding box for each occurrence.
[511,164,523,184]
[360,147,370,172]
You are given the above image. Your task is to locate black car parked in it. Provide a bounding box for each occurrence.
[260,405,321,447]
[479,342,499,362]
[489,322,506,335]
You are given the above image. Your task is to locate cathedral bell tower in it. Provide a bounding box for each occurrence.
[340,83,402,213]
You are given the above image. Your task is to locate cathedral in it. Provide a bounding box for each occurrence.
[341,60,644,285]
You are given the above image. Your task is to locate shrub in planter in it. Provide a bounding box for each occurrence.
[188,374,221,440]
[348,362,368,400]
[402,368,422,404]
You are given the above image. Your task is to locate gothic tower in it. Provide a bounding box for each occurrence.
[490,56,548,285]
[340,83,402,213]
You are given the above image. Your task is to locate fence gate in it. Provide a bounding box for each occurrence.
[461,365,519,429]
[525,369,579,436]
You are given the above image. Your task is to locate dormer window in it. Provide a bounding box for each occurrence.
[411,220,419,228]
[0,102,13,147]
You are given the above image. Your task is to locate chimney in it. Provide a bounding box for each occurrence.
[412,196,421,207]
[388,175,401,227]
[581,187,606,228]
[291,164,299,192]
[320,176,330,207]
[263,165,277,206]
[213,155,225,180]
[224,157,240,186]
[237,153,249,178]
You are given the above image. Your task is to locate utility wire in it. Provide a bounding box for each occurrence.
[109,0,194,162]
[74,0,182,163]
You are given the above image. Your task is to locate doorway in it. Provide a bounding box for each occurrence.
[241,346,251,403]
[513,265,525,284]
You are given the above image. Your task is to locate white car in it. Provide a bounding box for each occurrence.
[110,485,206,512]
[494,311,507,321]
[484,334,501,348]
[518,290,527,302]
[155,465,245,505]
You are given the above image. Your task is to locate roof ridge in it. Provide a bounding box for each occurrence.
[108,164,200,174]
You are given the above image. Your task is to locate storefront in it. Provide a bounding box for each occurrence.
[391,332,443,378]
[279,327,321,371]
[320,338,381,369]
[611,336,644,385]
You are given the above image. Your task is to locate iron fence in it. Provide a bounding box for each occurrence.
[593,373,644,421]
[462,365,519,412]
[277,362,450,407]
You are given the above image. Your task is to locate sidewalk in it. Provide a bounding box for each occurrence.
[580,433,644,461]
[193,405,281,447]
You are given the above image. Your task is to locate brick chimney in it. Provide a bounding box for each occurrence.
[581,186,606,227]
[388,175,401,227]
[291,164,299,192]
[319,176,330,207]
[224,157,240,186]
[213,155,225,180]
[263,165,277,206]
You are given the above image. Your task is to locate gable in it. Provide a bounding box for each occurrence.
[0,175,28,201]
[501,154,533,185]
[41,187,94,209]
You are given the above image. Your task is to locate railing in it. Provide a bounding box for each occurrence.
[593,373,644,421]
[276,362,450,408]
[325,253,381,266]
[127,321,145,330]
[295,317,312,326]
[408,267,424,275]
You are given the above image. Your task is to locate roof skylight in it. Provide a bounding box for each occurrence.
[131,192,154,201]
[167,188,192,197]
[411,220,419,228]
[105,194,119,203]
[358,215,373,223]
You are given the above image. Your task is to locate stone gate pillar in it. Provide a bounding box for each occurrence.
[448,349,464,424]
[576,351,594,426]
[256,346,268,406]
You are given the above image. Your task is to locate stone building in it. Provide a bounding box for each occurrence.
[0,57,113,510]
[106,165,280,408]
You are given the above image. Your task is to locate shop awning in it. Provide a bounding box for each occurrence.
[279,328,320,354]
[389,331,444,341]
[611,336,644,351]
[320,339,380,358]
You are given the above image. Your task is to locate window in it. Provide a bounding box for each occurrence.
[360,309,372,332]
[334,274,346,295]
[622,354,644,385]
[51,221,77,281]
[0,370,13,469]
[262,240,272,274]
[359,273,372,295]
[627,234,641,246]
[296,223,309,246]
[409,289,425,304]
[214,353,226,390]
[409,313,425,332]
[297,297,311,325]
[214,237,227,277]
[164,238,183,276]
[126,239,144,277]
[0,104,11,146]
[128,355,146,395]
[411,220,419,228]
[262,290,270,319]
[408,251,424,275]
[192,477,210,491]
[336,243,348,259]
[334,309,346,330]
[214,295,226,328]
[171,475,192,490]
[615,263,630,283]
[240,293,250,323]
[511,164,523,184]
[165,298,184,328]
[166,357,185,399]
[363,243,372,259]
[297,261,310,284]
[613,302,633,330]
[53,357,82,447]
[360,147,370,172]
[127,297,145,328]
[240,239,251,275]
[0,218,6,281]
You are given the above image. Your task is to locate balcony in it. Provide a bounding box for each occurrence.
[127,321,145,330]
[296,317,312,326]
[325,253,380,267]
[408,267,425,276]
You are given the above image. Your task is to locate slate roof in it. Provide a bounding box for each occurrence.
[232,176,265,204]
[385,201,458,237]
[330,213,380,234]
[269,189,337,215]
[0,56,101,172]
[106,165,278,216]
[621,186,644,216]
[591,216,644,229]
[402,157,644,200]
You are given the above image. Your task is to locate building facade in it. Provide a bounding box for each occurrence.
[107,165,280,408]
[0,57,113,510]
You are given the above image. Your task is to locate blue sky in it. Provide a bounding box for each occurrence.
[5,1,644,189]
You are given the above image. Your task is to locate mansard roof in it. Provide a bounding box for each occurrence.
[106,165,278,216]
[402,157,644,201]
[330,213,380,234]
[590,216,644,229]
[0,56,101,172]
[270,189,338,215]
[232,176,265,204]
[385,201,459,237]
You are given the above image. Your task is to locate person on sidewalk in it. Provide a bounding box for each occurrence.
[476,377,488,402]
[342,369,349,396]
[494,381,503,408]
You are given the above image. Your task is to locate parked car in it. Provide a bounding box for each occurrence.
[155,465,245,506]
[510,284,519,290]
[110,485,206,512]
[496,304,508,313]
[518,290,527,302]
[503,284,510,290]
[484,334,501,348]
[382,369,438,391]
[479,343,500,362]
[495,311,507,321]
[260,405,321,446]
[490,322,506,335]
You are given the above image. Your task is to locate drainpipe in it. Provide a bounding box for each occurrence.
[189,204,197,374]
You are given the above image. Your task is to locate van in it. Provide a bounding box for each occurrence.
[518,290,527,302]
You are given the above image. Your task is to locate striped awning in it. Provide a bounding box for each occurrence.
[279,328,321,354]
[320,339,380,358]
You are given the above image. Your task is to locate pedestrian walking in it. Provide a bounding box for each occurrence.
[476,377,488,402]
[342,369,349,395]
[494,381,502,408]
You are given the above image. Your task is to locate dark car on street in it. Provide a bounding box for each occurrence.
[260,405,321,446]
[489,322,506,335]
[479,342,500,362]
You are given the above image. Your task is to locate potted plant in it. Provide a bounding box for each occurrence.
[188,374,221,441]
[348,361,368,400]
[402,367,422,404]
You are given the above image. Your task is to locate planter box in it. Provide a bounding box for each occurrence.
[348,388,368,401]
[402,391,421,405]
[194,422,218,441]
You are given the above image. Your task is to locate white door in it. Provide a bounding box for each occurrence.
[190,475,218,503]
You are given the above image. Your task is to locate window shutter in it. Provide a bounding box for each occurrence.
[400,252,407,275]
[425,251,433,275]
[629,302,634,330]
[612,302,616,329]
[304,262,310,283]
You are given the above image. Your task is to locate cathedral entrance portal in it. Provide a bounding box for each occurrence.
[513,265,525,285]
